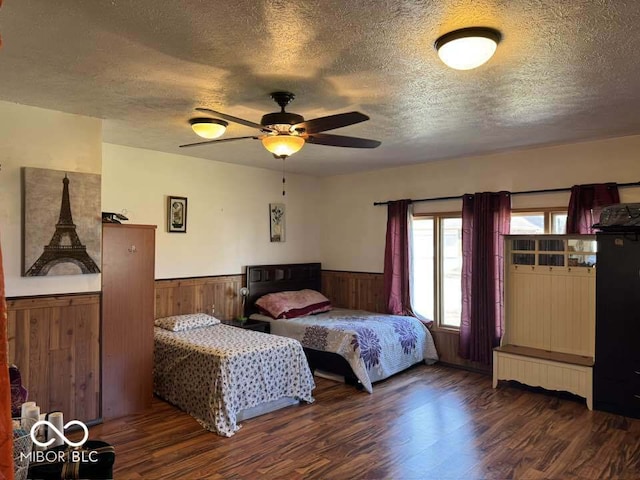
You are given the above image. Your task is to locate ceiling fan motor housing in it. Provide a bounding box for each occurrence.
[261,112,305,132]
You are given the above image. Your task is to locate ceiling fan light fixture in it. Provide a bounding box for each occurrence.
[190,118,228,139]
[261,135,305,157]
[435,27,501,70]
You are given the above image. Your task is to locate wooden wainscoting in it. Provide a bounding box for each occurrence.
[430,329,491,373]
[321,270,491,373]
[154,270,490,373]
[6,293,101,423]
[155,275,245,320]
[155,271,383,321]
[321,270,385,313]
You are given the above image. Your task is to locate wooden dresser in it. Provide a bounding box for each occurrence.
[594,230,640,418]
[101,224,156,419]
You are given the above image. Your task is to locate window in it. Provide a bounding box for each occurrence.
[412,207,567,329]
[411,214,462,328]
[510,210,567,234]
[551,212,567,234]
[411,217,434,321]
[441,218,462,328]
[511,213,544,234]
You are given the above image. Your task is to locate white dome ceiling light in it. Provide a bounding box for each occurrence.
[435,27,502,70]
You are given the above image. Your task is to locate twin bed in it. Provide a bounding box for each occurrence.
[154,318,314,437]
[153,263,438,436]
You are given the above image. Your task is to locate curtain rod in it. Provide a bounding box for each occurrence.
[372,181,640,206]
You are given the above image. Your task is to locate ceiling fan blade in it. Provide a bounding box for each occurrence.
[292,112,370,134]
[195,107,274,132]
[306,133,381,148]
[179,136,258,148]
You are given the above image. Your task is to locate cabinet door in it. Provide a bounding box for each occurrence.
[596,234,640,367]
[102,225,155,419]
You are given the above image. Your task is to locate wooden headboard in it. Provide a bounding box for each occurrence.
[245,263,321,316]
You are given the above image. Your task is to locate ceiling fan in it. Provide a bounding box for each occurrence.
[180,91,381,159]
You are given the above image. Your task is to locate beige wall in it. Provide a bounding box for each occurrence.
[320,135,640,273]
[0,101,102,297]
[1,102,321,297]
[3,99,640,294]
[102,143,322,278]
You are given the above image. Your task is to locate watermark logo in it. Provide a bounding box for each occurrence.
[31,419,89,448]
[20,419,98,465]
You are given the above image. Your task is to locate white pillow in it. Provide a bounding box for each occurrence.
[154,313,220,332]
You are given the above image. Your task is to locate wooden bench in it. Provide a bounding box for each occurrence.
[493,344,594,410]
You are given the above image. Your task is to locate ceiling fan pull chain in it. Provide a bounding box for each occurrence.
[282,157,286,196]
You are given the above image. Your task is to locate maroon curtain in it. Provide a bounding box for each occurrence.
[459,192,511,364]
[383,199,414,316]
[566,183,620,234]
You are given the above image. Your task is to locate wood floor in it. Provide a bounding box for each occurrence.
[86,364,640,479]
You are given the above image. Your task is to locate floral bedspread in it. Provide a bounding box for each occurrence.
[154,324,315,437]
[250,309,439,393]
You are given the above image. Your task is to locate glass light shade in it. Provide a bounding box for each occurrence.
[190,118,228,139]
[436,28,501,70]
[262,135,305,157]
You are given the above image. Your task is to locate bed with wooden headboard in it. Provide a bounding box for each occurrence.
[244,262,361,386]
[245,263,439,392]
[245,263,322,313]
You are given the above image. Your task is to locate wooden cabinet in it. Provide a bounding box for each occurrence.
[101,224,156,419]
[594,231,640,418]
[7,294,101,424]
[493,235,596,409]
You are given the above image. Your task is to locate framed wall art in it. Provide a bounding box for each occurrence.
[269,203,285,242]
[23,167,101,276]
[168,196,187,233]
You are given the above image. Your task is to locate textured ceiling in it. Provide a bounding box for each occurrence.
[1,1,640,176]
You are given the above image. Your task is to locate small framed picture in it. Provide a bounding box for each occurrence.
[269,203,285,242]
[168,196,187,233]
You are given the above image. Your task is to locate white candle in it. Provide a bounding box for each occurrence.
[20,402,36,429]
[20,401,36,421]
[25,406,40,422]
[25,406,43,450]
[47,412,64,448]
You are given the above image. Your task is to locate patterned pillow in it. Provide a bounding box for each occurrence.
[255,289,332,319]
[154,313,220,332]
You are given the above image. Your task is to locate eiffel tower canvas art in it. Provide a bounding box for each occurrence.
[23,168,101,277]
